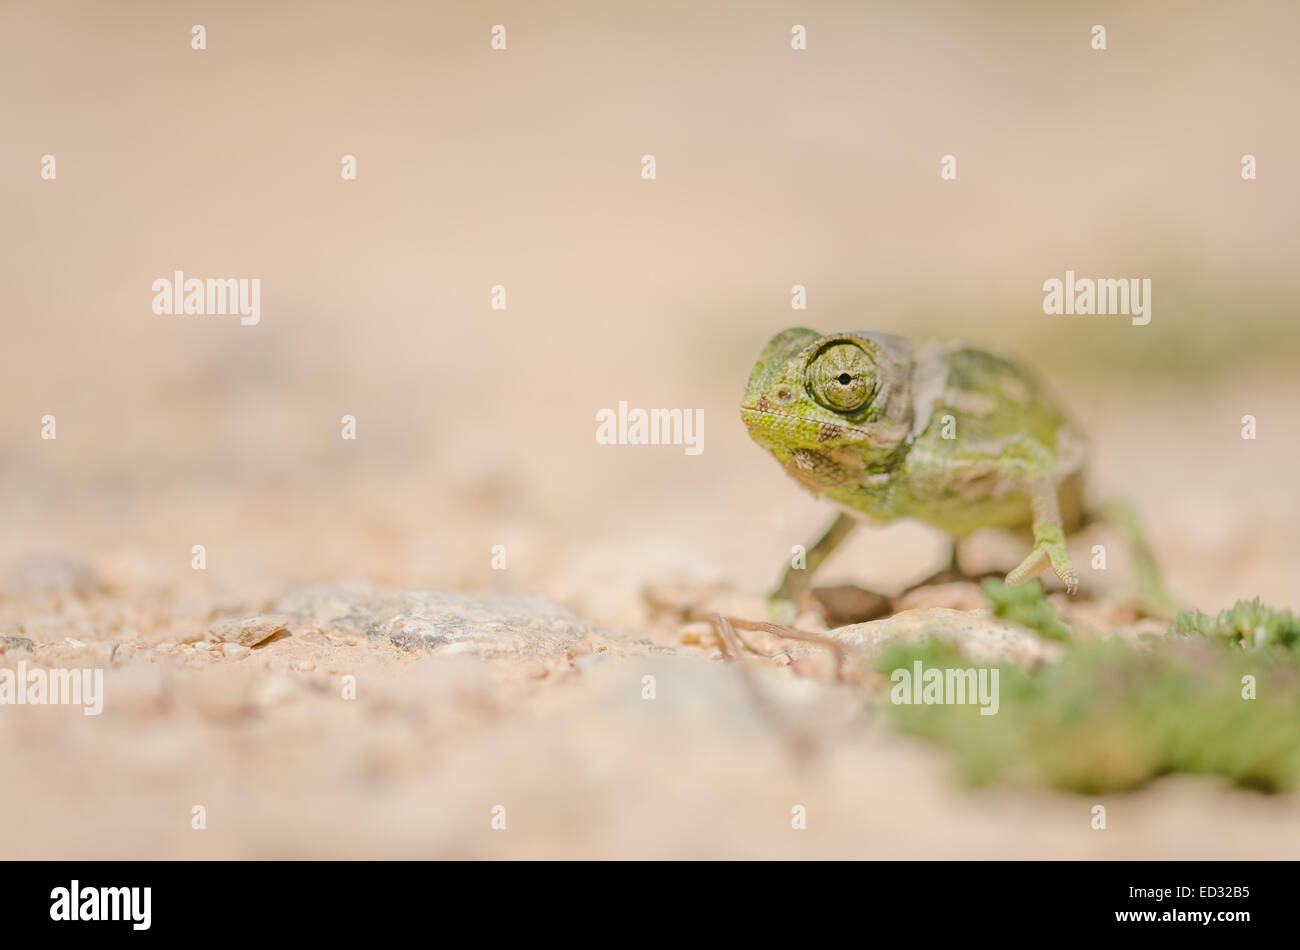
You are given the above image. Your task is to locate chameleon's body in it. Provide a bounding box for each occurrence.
[740,328,1087,599]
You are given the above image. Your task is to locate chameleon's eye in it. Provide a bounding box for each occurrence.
[808,343,875,413]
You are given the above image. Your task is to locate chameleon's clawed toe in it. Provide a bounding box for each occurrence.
[1007,543,1079,595]
[1049,549,1079,595]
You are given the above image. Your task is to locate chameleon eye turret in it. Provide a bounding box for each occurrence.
[807,341,876,413]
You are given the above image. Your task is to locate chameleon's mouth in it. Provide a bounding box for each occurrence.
[740,404,807,434]
[740,405,873,443]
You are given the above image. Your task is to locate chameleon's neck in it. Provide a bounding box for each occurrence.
[854,331,917,469]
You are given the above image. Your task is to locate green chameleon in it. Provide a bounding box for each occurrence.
[741,328,1095,605]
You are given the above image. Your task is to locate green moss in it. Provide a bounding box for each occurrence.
[877,604,1300,793]
[1172,598,1300,651]
[982,578,1072,641]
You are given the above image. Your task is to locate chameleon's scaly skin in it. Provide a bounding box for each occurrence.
[740,328,1086,595]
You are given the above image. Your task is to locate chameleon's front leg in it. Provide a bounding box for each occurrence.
[1004,444,1079,595]
[772,510,857,604]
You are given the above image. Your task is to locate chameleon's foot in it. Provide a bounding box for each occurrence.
[1006,537,1078,595]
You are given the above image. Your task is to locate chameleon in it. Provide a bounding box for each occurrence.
[740,328,1091,604]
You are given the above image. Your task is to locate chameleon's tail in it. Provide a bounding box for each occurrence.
[1087,498,1179,619]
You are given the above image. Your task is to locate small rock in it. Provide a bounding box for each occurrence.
[220,643,252,661]
[826,607,1064,669]
[0,636,35,654]
[207,613,290,648]
[893,581,990,613]
[811,585,892,626]
[677,621,714,645]
[290,659,316,672]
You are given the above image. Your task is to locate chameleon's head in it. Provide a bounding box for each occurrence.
[739,328,915,492]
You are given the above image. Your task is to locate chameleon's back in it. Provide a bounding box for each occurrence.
[918,344,1073,452]
[891,341,1088,535]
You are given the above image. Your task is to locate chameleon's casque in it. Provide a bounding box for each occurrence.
[740,328,1087,595]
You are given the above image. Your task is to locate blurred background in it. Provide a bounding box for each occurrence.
[2,0,1298,858]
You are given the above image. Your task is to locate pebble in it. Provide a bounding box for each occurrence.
[811,585,892,626]
[893,581,990,613]
[826,607,1065,668]
[677,621,714,645]
[207,613,291,648]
